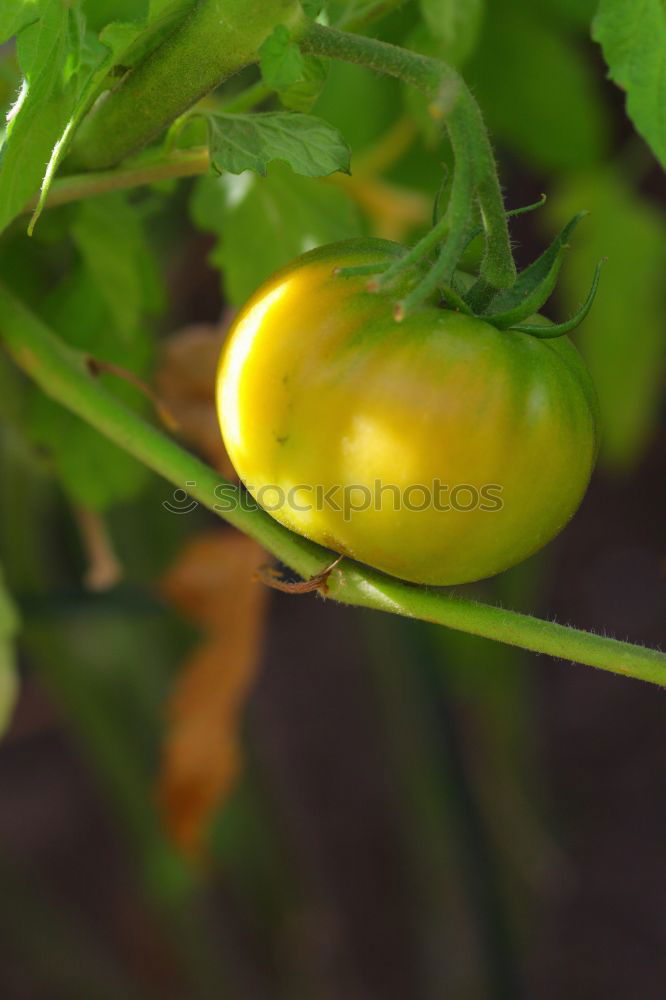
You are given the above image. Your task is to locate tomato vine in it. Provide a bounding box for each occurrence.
[0,0,664,686]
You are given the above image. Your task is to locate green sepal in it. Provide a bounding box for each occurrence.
[510,259,605,339]
[439,284,474,314]
[480,211,587,328]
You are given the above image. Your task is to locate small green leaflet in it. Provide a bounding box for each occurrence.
[71,193,149,337]
[259,22,327,112]
[278,56,328,113]
[0,565,19,739]
[259,23,306,91]
[593,0,666,168]
[0,0,77,235]
[27,19,147,233]
[0,0,44,44]
[27,191,160,509]
[2,0,196,235]
[202,111,350,177]
[190,163,362,305]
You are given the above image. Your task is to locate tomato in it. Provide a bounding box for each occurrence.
[217,238,598,585]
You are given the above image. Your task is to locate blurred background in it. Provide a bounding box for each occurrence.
[0,2,665,997]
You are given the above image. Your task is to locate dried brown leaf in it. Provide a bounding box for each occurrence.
[155,324,236,478]
[158,530,268,858]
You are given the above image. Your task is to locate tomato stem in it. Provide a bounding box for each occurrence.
[1,282,663,687]
[300,22,517,294]
[22,147,211,215]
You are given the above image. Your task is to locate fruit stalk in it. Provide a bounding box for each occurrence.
[300,22,515,291]
[1,283,664,687]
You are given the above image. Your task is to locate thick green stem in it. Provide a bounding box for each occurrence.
[0,284,663,686]
[70,0,305,170]
[300,23,516,289]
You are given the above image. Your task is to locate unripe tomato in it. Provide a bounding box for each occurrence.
[217,239,598,585]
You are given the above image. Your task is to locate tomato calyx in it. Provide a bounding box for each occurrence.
[337,193,604,338]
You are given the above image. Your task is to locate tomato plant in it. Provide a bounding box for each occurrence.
[0,3,664,997]
[218,238,598,584]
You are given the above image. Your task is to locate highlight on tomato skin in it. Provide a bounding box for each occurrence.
[217,238,599,587]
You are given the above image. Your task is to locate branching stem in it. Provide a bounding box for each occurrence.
[23,147,211,214]
[0,284,663,687]
[300,23,516,290]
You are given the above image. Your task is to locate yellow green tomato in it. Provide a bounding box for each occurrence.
[217,238,598,585]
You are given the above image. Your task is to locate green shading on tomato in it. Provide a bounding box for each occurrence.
[217,238,598,585]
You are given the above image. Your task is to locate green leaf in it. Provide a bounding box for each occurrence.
[593,0,666,168]
[0,0,45,44]
[71,193,149,337]
[190,163,362,305]
[0,0,78,234]
[28,19,148,233]
[202,111,351,177]
[544,170,666,471]
[10,1,195,234]
[278,55,328,113]
[0,564,19,738]
[27,266,153,509]
[25,192,160,509]
[418,0,485,64]
[259,23,306,91]
[467,0,610,170]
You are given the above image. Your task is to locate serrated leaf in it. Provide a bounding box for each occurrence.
[482,213,586,328]
[259,23,305,91]
[190,162,362,305]
[593,0,666,168]
[203,111,350,178]
[0,564,20,738]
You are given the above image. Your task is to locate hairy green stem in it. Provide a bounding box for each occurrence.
[23,147,210,214]
[70,0,305,170]
[0,284,663,686]
[300,23,516,289]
